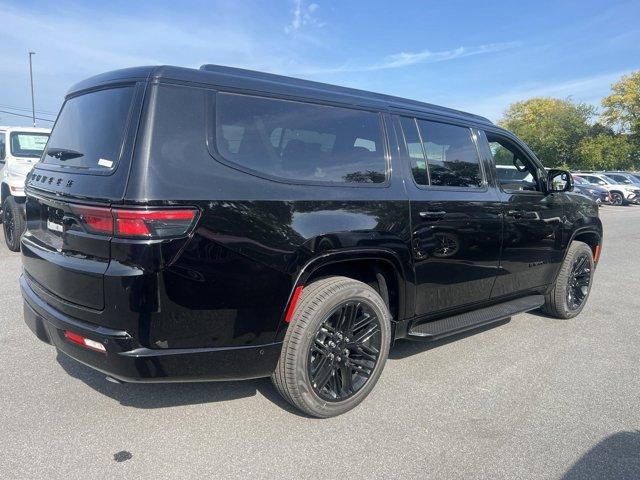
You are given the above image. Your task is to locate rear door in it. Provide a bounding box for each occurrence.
[398,116,503,316]
[22,84,144,310]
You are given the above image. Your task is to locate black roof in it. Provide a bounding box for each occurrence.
[68,64,493,126]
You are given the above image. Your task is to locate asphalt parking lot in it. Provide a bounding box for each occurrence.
[1,206,639,480]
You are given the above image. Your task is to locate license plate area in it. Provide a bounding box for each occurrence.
[46,219,63,233]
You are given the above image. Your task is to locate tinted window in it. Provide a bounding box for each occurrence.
[581,175,601,184]
[42,87,135,170]
[9,132,49,158]
[606,173,631,184]
[400,117,428,185]
[0,134,5,160]
[215,93,386,184]
[417,120,483,188]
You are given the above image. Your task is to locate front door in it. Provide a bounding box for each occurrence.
[481,130,565,298]
[398,117,503,317]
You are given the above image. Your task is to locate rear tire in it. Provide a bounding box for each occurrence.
[2,196,25,252]
[540,241,594,319]
[272,276,391,418]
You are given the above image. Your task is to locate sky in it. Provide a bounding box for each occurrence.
[0,0,639,127]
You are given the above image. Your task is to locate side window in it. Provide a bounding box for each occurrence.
[399,117,428,185]
[485,133,541,192]
[583,175,603,185]
[215,93,386,184]
[0,134,5,162]
[417,120,483,188]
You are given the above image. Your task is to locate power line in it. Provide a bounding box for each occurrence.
[0,103,57,117]
[0,109,55,123]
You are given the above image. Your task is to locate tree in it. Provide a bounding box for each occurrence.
[499,98,594,167]
[601,71,640,136]
[577,134,634,170]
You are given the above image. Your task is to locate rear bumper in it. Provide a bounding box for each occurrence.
[21,275,282,382]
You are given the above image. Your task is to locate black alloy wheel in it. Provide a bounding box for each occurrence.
[308,300,382,401]
[566,252,591,311]
[540,240,595,319]
[3,204,15,245]
[272,276,391,417]
[2,196,25,252]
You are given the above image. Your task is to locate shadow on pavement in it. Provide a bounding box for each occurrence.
[55,351,307,416]
[562,431,640,480]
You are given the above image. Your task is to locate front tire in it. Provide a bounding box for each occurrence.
[540,241,595,319]
[2,196,25,252]
[272,276,391,418]
[610,192,624,206]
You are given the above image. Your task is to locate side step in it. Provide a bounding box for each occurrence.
[408,295,544,340]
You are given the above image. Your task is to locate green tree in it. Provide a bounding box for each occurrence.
[577,134,634,170]
[601,71,640,136]
[499,98,594,167]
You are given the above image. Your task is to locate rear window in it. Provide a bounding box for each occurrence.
[215,92,386,184]
[9,132,49,158]
[42,87,135,170]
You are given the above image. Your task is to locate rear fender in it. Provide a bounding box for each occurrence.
[273,247,411,342]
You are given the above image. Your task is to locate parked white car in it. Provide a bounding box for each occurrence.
[573,173,640,206]
[1,126,51,251]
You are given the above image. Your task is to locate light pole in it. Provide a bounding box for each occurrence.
[28,51,36,127]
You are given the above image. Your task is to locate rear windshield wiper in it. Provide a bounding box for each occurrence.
[46,147,84,161]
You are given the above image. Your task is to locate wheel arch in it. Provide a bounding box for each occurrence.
[564,227,603,268]
[274,248,409,342]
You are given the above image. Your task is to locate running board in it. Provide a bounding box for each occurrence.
[408,295,544,340]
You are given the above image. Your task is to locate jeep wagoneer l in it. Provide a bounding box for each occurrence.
[21,65,602,417]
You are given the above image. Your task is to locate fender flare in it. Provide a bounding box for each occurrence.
[274,247,411,342]
[549,226,603,290]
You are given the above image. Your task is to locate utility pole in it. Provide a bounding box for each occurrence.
[29,51,36,127]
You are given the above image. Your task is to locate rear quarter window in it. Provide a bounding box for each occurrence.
[214,92,387,184]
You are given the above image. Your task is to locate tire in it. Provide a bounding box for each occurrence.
[540,241,595,319]
[272,276,391,418]
[2,196,25,252]
[610,192,624,206]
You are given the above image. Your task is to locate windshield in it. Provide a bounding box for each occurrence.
[9,132,49,158]
[42,86,135,170]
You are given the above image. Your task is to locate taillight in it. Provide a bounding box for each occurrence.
[70,206,198,239]
[72,205,113,235]
[114,209,198,238]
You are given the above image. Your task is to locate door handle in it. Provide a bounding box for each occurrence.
[419,210,446,220]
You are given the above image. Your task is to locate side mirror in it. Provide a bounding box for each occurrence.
[547,169,573,193]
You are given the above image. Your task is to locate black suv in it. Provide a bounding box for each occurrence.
[21,65,603,417]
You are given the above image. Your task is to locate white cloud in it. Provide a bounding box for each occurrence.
[284,0,324,34]
[303,42,520,74]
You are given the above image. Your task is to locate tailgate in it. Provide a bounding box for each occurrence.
[21,83,145,311]
[22,194,110,310]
